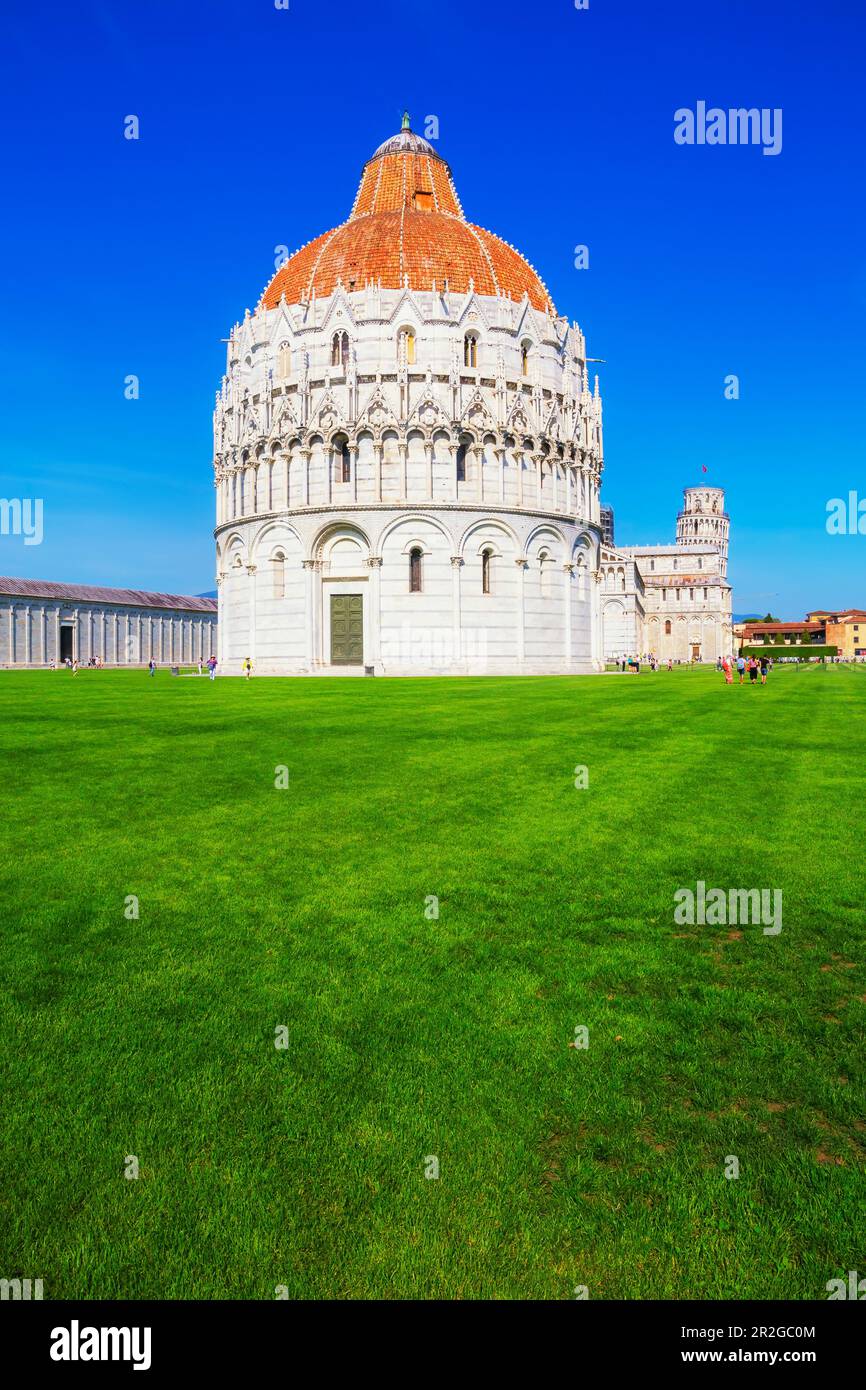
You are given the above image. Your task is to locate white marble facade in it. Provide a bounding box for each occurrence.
[213,288,606,675]
[212,123,733,676]
[603,487,733,663]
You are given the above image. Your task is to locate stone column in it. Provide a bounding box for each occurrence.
[73,609,80,660]
[563,564,573,663]
[424,442,433,500]
[367,556,382,666]
[498,447,506,506]
[350,445,358,504]
[399,443,408,500]
[591,569,604,670]
[515,558,527,664]
[215,583,223,666]
[38,607,45,664]
[302,560,316,668]
[450,446,459,503]
[7,605,14,663]
[246,565,257,663]
[535,456,543,509]
[476,445,484,504]
[374,443,383,503]
[54,607,61,663]
[553,461,559,512]
[24,606,32,665]
[302,448,311,507]
[450,556,463,666]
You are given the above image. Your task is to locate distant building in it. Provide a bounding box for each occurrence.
[741,620,826,648]
[600,505,615,546]
[0,577,217,666]
[600,485,733,663]
[826,612,866,657]
[739,609,866,656]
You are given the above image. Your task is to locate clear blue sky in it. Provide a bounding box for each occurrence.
[1,0,863,615]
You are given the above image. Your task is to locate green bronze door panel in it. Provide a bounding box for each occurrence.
[330,593,363,664]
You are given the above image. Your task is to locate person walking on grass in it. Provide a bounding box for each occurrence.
[198,659,203,676]
[71,658,79,676]
[148,659,156,677]
[207,654,217,681]
[748,656,759,685]
[721,655,733,685]
[737,654,746,684]
[760,655,769,685]
[243,657,253,680]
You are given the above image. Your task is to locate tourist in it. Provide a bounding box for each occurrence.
[667,657,673,672]
[148,659,156,677]
[760,655,769,685]
[207,655,217,680]
[749,656,759,684]
[721,655,733,684]
[198,659,203,676]
[71,658,79,676]
[244,657,253,679]
[737,654,746,684]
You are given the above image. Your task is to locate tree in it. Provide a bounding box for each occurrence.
[760,612,781,623]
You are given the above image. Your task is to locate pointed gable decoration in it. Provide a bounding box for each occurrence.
[356,385,399,435]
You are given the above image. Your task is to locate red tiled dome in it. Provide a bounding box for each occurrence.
[260,119,555,316]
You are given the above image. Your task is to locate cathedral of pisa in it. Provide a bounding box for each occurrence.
[213,117,732,674]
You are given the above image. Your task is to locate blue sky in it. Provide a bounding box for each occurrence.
[0,0,863,615]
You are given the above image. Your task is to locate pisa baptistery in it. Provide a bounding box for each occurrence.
[212,117,605,674]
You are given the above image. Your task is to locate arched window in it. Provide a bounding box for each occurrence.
[482,548,492,594]
[335,436,351,484]
[277,342,291,377]
[665,620,672,635]
[272,552,286,599]
[398,328,416,365]
[521,341,531,376]
[409,547,422,593]
[331,331,349,369]
[456,442,467,483]
[464,334,478,368]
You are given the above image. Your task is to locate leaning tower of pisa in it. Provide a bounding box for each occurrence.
[676,485,729,576]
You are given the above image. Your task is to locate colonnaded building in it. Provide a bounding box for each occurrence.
[0,577,217,666]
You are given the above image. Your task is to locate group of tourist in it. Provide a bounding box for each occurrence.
[616,654,673,673]
[719,654,770,685]
[144,656,219,678]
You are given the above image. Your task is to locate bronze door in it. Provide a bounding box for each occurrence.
[330,594,363,664]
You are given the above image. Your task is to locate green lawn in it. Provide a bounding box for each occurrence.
[0,664,863,1300]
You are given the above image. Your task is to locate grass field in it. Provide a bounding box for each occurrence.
[0,663,863,1300]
